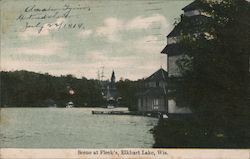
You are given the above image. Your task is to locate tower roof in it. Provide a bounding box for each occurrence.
[161,44,182,56]
[167,15,210,38]
[111,70,115,80]
[182,0,202,12]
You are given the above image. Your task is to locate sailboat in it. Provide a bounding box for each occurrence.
[106,86,115,109]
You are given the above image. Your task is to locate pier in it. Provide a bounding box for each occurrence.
[92,110,167,118]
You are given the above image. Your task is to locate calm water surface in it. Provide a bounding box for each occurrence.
[0,108,158,148]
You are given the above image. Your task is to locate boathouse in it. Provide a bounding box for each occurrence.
[137,68,168,113]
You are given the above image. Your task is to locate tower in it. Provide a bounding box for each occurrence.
[111,70,115,83]
[106,70,118,107]
[160,0,210,111]
[110,70,116,90]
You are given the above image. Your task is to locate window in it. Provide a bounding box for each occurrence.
[156,81,159,87]
[138,99,141,107]
[167,36,180,45]
[153,106,159,110]
[148,82,156,87]
[159,81,167,88]
[184,10,200,17]
[153,99,159,106]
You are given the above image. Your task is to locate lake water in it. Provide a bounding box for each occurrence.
[0,108,158,148]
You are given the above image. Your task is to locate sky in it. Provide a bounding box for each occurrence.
[1,0,192,80]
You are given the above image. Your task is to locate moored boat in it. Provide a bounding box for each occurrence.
[66,101,74,108]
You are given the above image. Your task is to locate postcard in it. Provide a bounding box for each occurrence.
[0,0,249,158]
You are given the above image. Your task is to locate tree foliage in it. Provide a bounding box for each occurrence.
[174,0,250,141]
[0,70,143,109]
[116,79,144,111]
[0,70,104,107]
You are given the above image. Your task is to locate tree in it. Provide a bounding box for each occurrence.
[175,0,250,144]
[116,79,143,111]
[0,70,105,107]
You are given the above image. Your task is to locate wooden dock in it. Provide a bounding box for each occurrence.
[92,111,136,115]
[92,110,165,118]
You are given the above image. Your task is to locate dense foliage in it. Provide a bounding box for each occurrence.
[154,0,250,148]
[177,0,249,135]
[0,70,104,107]
[116,79,144,111]
[0,70,142,109]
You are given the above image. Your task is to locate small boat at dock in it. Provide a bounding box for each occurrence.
[107,105,115,109]
[66,101,74,108]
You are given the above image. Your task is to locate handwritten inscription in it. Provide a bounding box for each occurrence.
[17,4,90,33]
[23,21,85,33]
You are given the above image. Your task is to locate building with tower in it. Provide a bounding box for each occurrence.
[161,0,250,111]
[161,0,210,111]
[161,0,210,77]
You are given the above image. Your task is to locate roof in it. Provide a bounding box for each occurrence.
[167,15,210,38]
[167,23,182,38]
[182,0,201,12]
[137,87,167,97]
[145,68,168,82]
[161,44,183,56]
[162,15,211,56]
